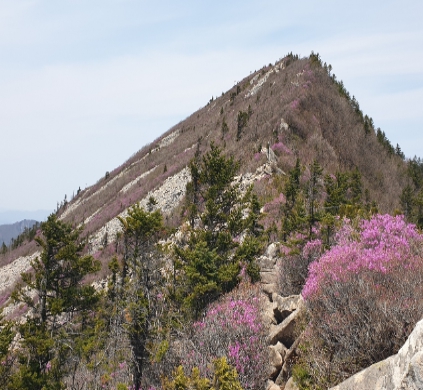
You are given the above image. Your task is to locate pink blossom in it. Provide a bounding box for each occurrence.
[271,142,292,155]
[303,214,423,299]
[290,99,300,110]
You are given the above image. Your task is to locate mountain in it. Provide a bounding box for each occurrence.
[0,52,421,389]
[0,219,38,246]
[53,53,408,239]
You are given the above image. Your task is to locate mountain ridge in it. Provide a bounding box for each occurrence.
[0,52,414,286]
[0,52,421,389]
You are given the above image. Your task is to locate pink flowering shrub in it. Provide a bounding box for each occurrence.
[297,214,423,387]
[181,283,268,390]
[303,214,423,298]
[290,99,300,110]
[271,142,292,155]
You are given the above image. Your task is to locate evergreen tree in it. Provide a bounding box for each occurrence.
[221,118,229,139]
[117,204,165,390]
[324,169,363,219]
[236,111,249,141]
[395,143,405,159]
[162,357,243,390]
[0,310,15,388]
[185,143,202,229]
[307,160,323,237]
[285,158,301,206]
[176,144,262,316]
[12,214,101,390]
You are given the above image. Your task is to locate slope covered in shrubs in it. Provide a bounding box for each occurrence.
[293,214,423,389]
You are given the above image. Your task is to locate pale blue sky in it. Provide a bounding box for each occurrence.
[1,0,423,216]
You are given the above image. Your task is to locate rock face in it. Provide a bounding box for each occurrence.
[330,318,423,390]
[259,243,305,389]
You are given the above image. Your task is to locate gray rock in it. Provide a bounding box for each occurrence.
[268,383,281,390]
[261,271,279,285]
[279,118,289,132]
[266,243,280,259]
[398,350,423,389]
[263,299,277,326]
[258,255,277,270]
[268,307,303,347]
[262,283,278,297]
[268,345,283,378]
[272,294,302,323]
[330,318,423,390]
[273,341,288,359]
[284,377,300,390]
[266,380,280,390]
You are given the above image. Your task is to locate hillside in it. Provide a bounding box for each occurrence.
[0,53,412,273]
[59,53,409,232]
[0,52,421,390]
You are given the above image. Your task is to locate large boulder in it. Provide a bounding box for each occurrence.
[268,345,283,378]
[258,255,277,270]
[262,297,277,326]
[284,377,300,390]
[330,318,423,390]
[272,294,302,323]
[267,304,304,347]
[266,243,280,259]
[267,342,287,379]
[261,270,279,285]
[266,380,281,390]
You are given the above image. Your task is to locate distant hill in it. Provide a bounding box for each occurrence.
[0,219,38,246]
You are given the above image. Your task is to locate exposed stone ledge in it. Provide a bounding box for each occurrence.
[330,318,423,390]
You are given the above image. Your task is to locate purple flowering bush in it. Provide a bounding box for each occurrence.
[181,283,268,390]
[303,214,423,298]
[271,142,292,155]
[297,214,423,387]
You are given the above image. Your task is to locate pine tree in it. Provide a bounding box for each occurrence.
[324,172,349,215]
[307,160,323,237]
[0,310,15,388]
[117,204,165,390]
[176,144,262,316]
[12,214,101,390]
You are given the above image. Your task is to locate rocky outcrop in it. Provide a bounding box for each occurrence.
[260,243,305,389]
[284,377,300,390]
[88,167,191,253]
[330,318,423,390]
[0,251,40,297]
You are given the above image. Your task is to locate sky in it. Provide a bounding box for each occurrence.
[1,0,423,220]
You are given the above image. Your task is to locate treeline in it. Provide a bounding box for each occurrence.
[401,156,423,228]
